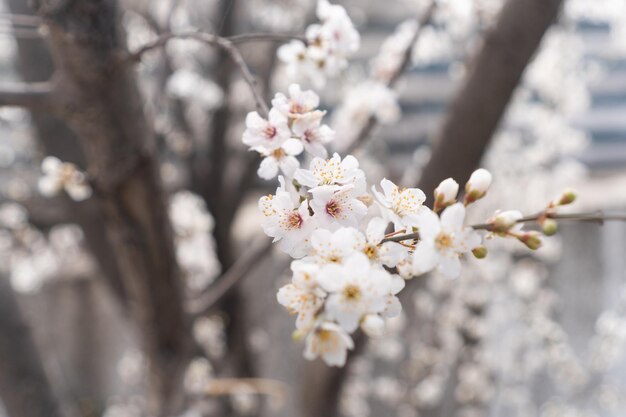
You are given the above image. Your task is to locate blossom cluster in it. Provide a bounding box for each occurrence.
[243,84,334,179]
[37,156,92,202]
[240,80,563,366]
[278,0,360,87]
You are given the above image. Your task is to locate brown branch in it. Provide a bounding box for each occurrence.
[0,82,53,110]
[344,2,437,154]
[382,211,626,243]
[187,237,273,317]
[127,30,269,116]
[228,32,305,44]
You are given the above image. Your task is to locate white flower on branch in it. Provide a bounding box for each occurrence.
[259,177,314,257]
[257,139,304,180]
[291,112,335,158]
[277,260,325,331]
[412,203,481,279]
[277,0,360,86]
[38,156,92,202]
[271,83,320,119]
[310,184,368,229]
[373,178,427,230]
[304,322,354,367]
[242,108,292,151]
[295,153,366,193]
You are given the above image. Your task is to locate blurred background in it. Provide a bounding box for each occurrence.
[1,0,626,417]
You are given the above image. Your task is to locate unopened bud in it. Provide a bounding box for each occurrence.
[464,168,492,204]
[518,232,542,250]
[361,314,385,338]
[472,246,488,259]
[557,188,577,206]
[434,178,459,211]
[292,330,305,342]
[491,210,523,233]
[542,219,558,236]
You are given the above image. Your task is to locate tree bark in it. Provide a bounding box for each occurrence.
[417,0,564,203]
[30,1,191,414]
[6,0,129,309]
[0,276,64,417]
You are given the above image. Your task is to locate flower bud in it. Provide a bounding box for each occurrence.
[361,314,385,338]
[491,210,523,234]
[518,232,542,250]
[472,246,488,259]
[434,178,459,211]
[464,168,492,204]
[556,188,577,206]
[292,329,306,342]
[542,219,558,236]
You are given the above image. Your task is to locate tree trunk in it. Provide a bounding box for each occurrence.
[31,1,191,414]
[417,0,564,203]
[0,276,64,417]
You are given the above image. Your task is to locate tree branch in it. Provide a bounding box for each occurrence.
[0,82,53,110]
[127,30,270,116]
[344,2,437,154]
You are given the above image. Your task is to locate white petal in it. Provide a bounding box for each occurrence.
[258,157,279,179]
[366,217,389,244]
[38,176,62,197]
[440,203,465,230]
[416,209,441,238]
[283,138,304,156]
[41,156,62,174]
[279,156,300,178]
[412,241,439,276]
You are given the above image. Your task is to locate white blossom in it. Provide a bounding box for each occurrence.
[277,260,325,331]
[304,322,354,366]
[271,84,320,119]
[434,178,459,210]
[242,108,292,151]
[257,139,304,180]
[310,184,368,229]
[38,156,92,202]
[258,176,315,257]
[318,253,393,332]
[291,112,335,158]
[373,178,427,230]
[295,153,366,194]
[412,204,481,278]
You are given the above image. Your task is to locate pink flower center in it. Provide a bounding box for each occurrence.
[264,125,277,139]
[287,212,303,229]
[325,200,341,218]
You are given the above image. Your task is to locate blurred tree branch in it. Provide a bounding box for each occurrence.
[0,82,53,110]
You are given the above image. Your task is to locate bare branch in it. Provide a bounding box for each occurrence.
[127,30,270,116]
[228,32,305,44]
[0,82,53,110]
[344,2,437,154]
[187,237,273,317]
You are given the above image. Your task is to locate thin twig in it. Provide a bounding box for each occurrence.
[0,12,41,26]
[127,30,298,117]
[0,82,54,110]
[381,211,626,243]
[344,1,437,154]
[228,32,305,44]
[187,237,273,317]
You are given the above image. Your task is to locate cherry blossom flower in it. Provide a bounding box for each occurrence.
[257,139,304,180]
[304,322,354,366]
[317,253,392,332]
[277,260,325,331]
[38,156,92,202]
[258,176,314,257]
[412,203,481,278]
[309,227,363,264]
[271,84,320,119]
[373,178,427,230]
[242,108,291,151]
[360,217,407,267]
[291,112,335,158]
[310,184,368,229]
[295,153,366,194]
